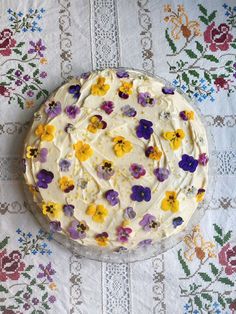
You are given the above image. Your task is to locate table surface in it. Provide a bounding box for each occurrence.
[0,1,235,313]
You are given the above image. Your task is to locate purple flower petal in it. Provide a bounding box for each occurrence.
[179,154,198,173]
[153,168,170,182]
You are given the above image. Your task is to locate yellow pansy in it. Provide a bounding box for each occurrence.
[87,115,107,133]
[146,146,162,160]
[196,188,205,202]
[58,176,75,193]
[119,81,133,95]
[42,201,62,219]
[28,185,39,196]
[73,140,93,161]
[113,136,133,157]
[161,191,179,213]
[91,77,110,96]
[163,129,185,150]
[26,145,39,159]
[86,203,108,223]
[186,111,194,120]
[95,232,109,247]
[35,124,56,142]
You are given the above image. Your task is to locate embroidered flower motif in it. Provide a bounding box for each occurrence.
[45,101,62,118]
[163,129,185,150]
[136,119,153,140]
[36,169,54,189]
[218,243,236,275]
[179,110,194,121]
[38,148,48,163]
[91,76,110,96]
[161,191,179,213]
[68,84,81,99]
[179,154,198,173]
[87,115,107,133]
[73,140,93,161]
[121,105,137,117]
[153,168,170,182]
[138,239,152,247]
[26,145,39,159]
[162,86,175,95]
[117,226,132,243]
[35,124,56,142]
[37,263,56,282]
[65,105,80,119]
[196,188,205,202]
[139,214,160,231]
[118,81,133,99]
[86,204,108,223]
[113,136,133,157]
[68,220,88,239]
[145,146,162,160]
[42,202,62,219]
[198,153,209,166]
[116,69,129,78]
[64,123,75,133]
[105,189,119,206]
[59,159,71,172]
[138,92,157,107]
[58,176,74,193]
[130,185,151,202]
[63,204,75,216]
[204,22,233,52]
[0,28,16,56]
[0,249,25,281]
[96,160,114,180]
[95,232,109,247]
[183,225,216,261]
[129,163,146,179]
[28,39,46,57]
[172,217,184,228]
[123,207,136,220]
[101,101,114,114]
[49,221,62,233]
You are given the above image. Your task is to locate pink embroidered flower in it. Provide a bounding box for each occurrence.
[204,22,233,52]
[0,28,16,56]
[117,226,132,243]
[0,249,25,281]
[218,243,236,275]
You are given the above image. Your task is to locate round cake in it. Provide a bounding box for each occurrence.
[23,68,209,251]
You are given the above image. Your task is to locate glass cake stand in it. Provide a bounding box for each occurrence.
[23,68,217,263]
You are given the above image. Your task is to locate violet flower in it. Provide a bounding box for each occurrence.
[198,153,209,166]
[116,70,129,78]
[36,169,54,189]
[172,217,184,228]
[129,163,146,179]
[117,226,132,243]
[162,86,175,95]
[179,154,198,173]
[130,185,151,202]
[124,207,136,220]
[153,168,170,182]
[136,119,153,140]
[121,105,137,117]
[139,214,160,231]
[101,101,114,115]
[68,220,88,240]
[138,92,157,107]
[45,101,62,118]
[59,159,71,172]
[63,204,75,216]
[38,148,48,163]
[138,239,152,247]
[49,221,62,233]
[68,85,81,99]
[65,105,80,119]
[105,189,119,206]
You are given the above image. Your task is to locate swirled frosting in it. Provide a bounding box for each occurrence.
[23,68,209,251]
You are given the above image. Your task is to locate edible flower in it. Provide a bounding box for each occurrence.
[198,153,209,166]
[87,115,107,133]
[91,76,110,96]
[162,86,175,95]
[161,191,179,213]
[196,188,205,202]
[121,105,137,117]
[45,101,62,118]
[26,146,39,159]
[138,92,157,107]
[179,110,194,121]
[117,226,132,243]
[129,163,146,179]
[101,101,114,114]
[153,168,170,182]
[145,146,162,160]
[113,136,133,157]
[42,202,62,219]
[162,129,185,150]
[178,154,198,173]
[136,119,153,140]
[86,204,108,223]
[123,207,136,220]
[105,189,119,206]
[65,105,80,119]
[172,217,184,228]
[49,221,62,233]
[73,140,93,161]
[96,160,114,180]
[95,232,109,247]
[36,169,54,189]
[58,176,75,193]
[130,185,151,202]
[139,214,160,231]
[118,81,133,99]
[35,124,56,142]
[68,84,81,99]
[68,220,88,239]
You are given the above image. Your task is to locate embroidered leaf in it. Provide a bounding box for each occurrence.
[18,64,24,72]
[223,231,232,244]
[0,236,10,249]
[185,49,197,59]
[30,278,36,285]
[204,72,212,84]
[36,91,43,100]
[42,89,49,96]
[22,54,28,61]
[218,295,226,309]
[225,67,234,73]
[194,295,203,309]
[37,311,44,314]
[178,249,190,276]
[209,263,219,275]
[214,235,224,246]
[33,69,39,77]
[208,11,217,23]
[189,70,200,78]
[225,60,233,66]
[29,62,36,67]
[38,284,46,290]
[198,4,208,16]
[13,48,22,55]
[34,78,43,84]
[22,85,28,94]
[15,298,24,304]
[213,224,223,236]
[231,43,236,49]
[202,293,212,302]
[199,16,209,25]
[42,303,50,310]
[182,72,190,85]
[16,41,25,48]
[0,284,8,293]
[218,277,234,286]
[15,290,24,297]
[27,286,33,294]
[17,96,24,109]
[225,298,233,304]
[6,75,14,81]
[165,28,177,53]
[195,41,204,53]
[25,265,34,272]
[204,55,219,63]
[7,68,14,74]
[198,272,212,282]
[42,292,48,301]
[28,84,37,91]
[22,272,31,279]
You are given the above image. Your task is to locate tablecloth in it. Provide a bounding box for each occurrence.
[0,1,236,313]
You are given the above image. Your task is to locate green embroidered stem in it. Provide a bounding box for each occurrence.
[0,54,39,67]
[179,257,209,280]
[167,35,196,57]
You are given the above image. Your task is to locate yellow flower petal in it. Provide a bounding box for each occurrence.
[86,203,96,216]
[42,202,62,219]
[73,140,93,161]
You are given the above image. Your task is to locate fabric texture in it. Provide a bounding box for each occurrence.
[0,1,235,313]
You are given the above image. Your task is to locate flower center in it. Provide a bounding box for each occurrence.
[46,205,54,214]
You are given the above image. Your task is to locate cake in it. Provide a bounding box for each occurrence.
[23,68,209,251]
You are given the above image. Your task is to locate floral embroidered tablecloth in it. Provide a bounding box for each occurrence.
[0,1,236,313]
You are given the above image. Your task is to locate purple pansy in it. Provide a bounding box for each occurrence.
[129,163,146,179]
[162,86,175,95]
[198,153,209,166]
[101,101,114,115]
[178,154,198,173]
[136,119,153,140]
[48,296,56,304]
[28,39,46,57]
[179,111,188,121]
[117,226,132,243]
[105,189,119,206]
[138,239,152,247]
[68,84,81,99]
[139,214,160,231]
[97,161,114,180]
[59,159,71,172]
[116,69,129,78]
[36,169,54,189]
[45,101,62,118]
[172,217,184,228]
[65,105,80,119]
[38,148,48,163]
[49,221,62,233]
[118,91,129,99]
[153,168,170,182]
[64,123,75,133]
[81,72,90,80]
[121,105,137,117]
[130,185,151,202]
[68,220,88,240]
[37,262,55,282]
[138,92,157,107]
[124,207,136,220]
[63,204,75,216]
